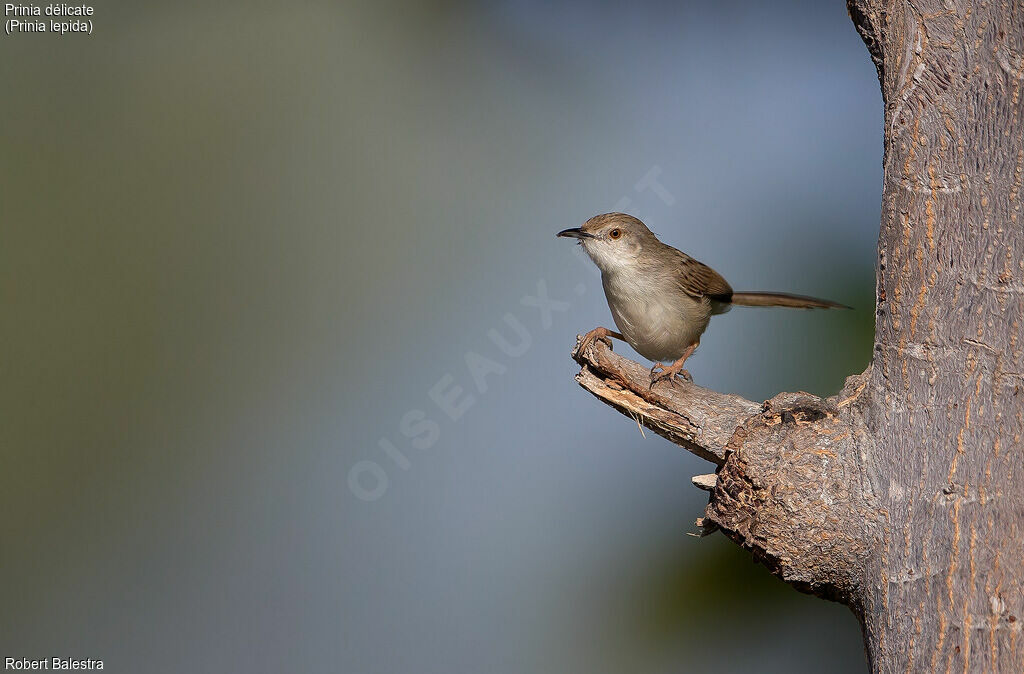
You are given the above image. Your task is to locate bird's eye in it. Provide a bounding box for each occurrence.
[609,229,622,240]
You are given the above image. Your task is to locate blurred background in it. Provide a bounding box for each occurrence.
[1,1,881,672]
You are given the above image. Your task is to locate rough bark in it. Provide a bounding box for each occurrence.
[570,2,1024,671]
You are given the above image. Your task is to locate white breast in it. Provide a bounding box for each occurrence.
[602,272,711,363]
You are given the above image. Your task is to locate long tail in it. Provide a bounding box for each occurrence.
[730,291,850,309]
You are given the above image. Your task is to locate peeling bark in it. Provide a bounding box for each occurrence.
[574,339,877,606]
[570,1,1024,671]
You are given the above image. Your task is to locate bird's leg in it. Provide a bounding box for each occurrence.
[577,326,624,355]
[650,342,699,388]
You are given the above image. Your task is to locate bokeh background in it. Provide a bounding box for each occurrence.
[2,1,881,672]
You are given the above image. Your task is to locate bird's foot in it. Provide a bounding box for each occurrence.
[649,361,693,389]
[578,326,615,355]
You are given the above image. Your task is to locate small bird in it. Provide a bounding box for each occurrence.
[558,213,848,387]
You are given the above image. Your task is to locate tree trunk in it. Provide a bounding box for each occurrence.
[569,1,1024,671]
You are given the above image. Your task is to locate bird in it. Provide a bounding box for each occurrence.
[558,213,848,387]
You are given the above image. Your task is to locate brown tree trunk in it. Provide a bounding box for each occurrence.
[570,1,1024,671]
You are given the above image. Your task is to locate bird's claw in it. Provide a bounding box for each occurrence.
[578,328,613,355]
[649,363,692,389]
[649,363,665,389]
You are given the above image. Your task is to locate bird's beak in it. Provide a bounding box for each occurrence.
[557,228,595,239]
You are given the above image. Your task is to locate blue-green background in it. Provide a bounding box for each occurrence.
[2,1,880,671]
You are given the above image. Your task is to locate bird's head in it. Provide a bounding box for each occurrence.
[557,213,658,274]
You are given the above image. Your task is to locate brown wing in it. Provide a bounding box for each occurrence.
[673,250,733,302]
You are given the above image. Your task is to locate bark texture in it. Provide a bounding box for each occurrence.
[570,2,1024,671]
[851,0,1024,670]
